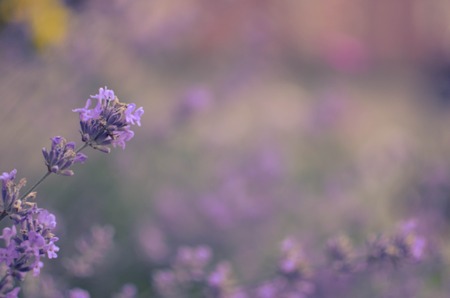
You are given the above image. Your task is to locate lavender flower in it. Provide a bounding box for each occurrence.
[73,87,144,153]
[42,136,87,176]
[0,167,60,297]
[8,208,59,277]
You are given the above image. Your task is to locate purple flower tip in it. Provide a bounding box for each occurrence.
[0,169,17,182]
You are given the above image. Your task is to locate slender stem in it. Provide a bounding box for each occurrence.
[0,212,8,222]
[19,171,51,201]
[19,143,88,201]
[0,273,9,290]
[0,142,90,223]
[76,143,89,154]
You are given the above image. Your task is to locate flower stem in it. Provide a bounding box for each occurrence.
[0,212,8,222]
[0,142,91,223]
[18,143,88,202]
[19,171,52,201]
[76,143,89,154]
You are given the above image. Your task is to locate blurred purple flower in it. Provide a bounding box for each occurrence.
[112,284,137,298]
[64,225,114,277]
[279,238,312,279]
[325,235,357,273]
[366,219,426,265]
[68,288,90,298]
[173,87,212,124]
[153,245,243,298]
[137,224,169,262]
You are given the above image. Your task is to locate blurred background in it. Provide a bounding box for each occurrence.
[1,0,450,297]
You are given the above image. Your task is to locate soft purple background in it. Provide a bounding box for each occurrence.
[0,1,450,296]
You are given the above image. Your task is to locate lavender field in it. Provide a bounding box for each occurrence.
[0,1,450,297]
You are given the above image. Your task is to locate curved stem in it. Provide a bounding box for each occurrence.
[76,143,89,154]
[18,143,89,202]
[0,273,10,290]
[19,171,51,201]
[0,142,91,223]
[0,212,8,222]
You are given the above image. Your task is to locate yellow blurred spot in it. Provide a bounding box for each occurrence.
[0,0,69,50]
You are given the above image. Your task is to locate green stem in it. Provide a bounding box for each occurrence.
[0,142,91,223]
[0,211,8,222]
[19,171,51,201]
[76,143,89,154]
[19,142,89,201]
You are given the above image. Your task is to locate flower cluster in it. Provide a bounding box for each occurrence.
[0,170,59,297]
[73,87,144,153]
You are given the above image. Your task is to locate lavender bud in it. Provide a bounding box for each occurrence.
[42,137,87,176]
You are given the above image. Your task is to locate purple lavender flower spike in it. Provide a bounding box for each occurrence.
[42,137,87,176]
[0,206,60,287]
[73,87,143,152]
